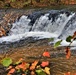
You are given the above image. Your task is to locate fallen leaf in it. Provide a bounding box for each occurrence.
[15,58,23,65]
[1,57,12,67]
[74,73,76,75]
[17,62,26,71]
[0,26,6,37]
[36,69,46,75]
[30,60,39,70]
[65,47,71,59]
[7,66,13,70]
[74,31,76,35]
[72,31,76,39]
[41,61,49,67]
[42,51,50,57]
[44,67,50,75]
[36,65,41,69]
[31,71,36,75]
[8,68,15,74]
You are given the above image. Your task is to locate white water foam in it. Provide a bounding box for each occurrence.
[0,11,76,48]
[0,32,58,43]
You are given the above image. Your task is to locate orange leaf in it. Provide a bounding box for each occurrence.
[65,47,71,59]
[64,72,71,75]
[8,68,15,74]
[42,51,50,57]
[17,62,26,71]
[74,73,76,75]
[30,60,39,70]
[41,61,49,67]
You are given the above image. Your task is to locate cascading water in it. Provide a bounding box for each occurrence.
[0,10,76,45]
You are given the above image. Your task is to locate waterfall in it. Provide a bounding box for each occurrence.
[0,10,76,43]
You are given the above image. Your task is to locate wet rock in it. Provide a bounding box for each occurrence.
[0,65,6,75]
[28,11,44,25]
[0,9,35,37]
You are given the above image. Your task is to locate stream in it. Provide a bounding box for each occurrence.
[0,9,76,75]
[0,9,76,53]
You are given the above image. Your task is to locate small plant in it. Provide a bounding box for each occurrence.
[54,31,76,59]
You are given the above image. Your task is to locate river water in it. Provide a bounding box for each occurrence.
[0,9,76,53]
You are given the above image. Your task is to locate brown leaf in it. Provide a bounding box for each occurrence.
[0,26,6,37]
[72,31,76,39]
[74,31,76,35]
[65,47,71,59]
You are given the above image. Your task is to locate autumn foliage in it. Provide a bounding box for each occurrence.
[0,0,76,8]
[6,58,50,75]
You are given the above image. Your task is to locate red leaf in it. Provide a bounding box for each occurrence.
[8,68,15,74]
[42,51,50,57]
[41,61,49,67]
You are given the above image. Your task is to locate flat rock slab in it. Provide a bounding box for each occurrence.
[0,40,76,75]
